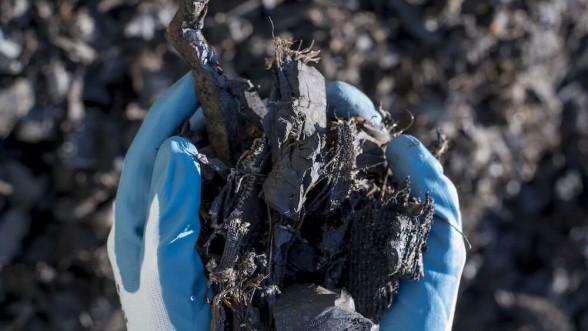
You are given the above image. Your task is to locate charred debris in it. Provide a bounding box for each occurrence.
[166,1,433,329]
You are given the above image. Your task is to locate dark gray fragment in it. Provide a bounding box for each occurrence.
[307,307,378,331]
[273,284,377,331]
[324,120,359,213]
[272,284,338,330]
[344,185,434,321]
[166,0,267,165]
[263,43,327,221]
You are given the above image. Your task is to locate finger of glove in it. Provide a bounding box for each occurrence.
[112,72,200,292]
[143,136,211,330]
[380,135,465,330]
[326,81,383,126]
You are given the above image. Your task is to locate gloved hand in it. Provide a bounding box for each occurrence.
[108,73,465,331]
[327,81,466,331]
[107,73,211,330]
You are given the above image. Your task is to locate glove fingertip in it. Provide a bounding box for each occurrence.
[150,136,202,244]
[153,136,200,178]
[326,81,382,125]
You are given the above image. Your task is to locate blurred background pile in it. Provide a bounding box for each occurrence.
[1,0,587,330]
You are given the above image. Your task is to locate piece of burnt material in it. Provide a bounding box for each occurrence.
[344,184,434,321]
[205,138,270,329]
[263,39,326,222]
[273,284,376,331]
[166,0,267,165]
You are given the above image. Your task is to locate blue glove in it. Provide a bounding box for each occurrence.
[109,73,465,330]
[327,81,466,330]
[107,73,211,330]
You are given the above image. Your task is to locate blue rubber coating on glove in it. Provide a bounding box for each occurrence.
[150,136,211,330]
[326,81,465,331]
[326,81,383,126]
[114,72,200,292]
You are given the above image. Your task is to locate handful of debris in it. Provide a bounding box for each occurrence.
[167,1,433,330]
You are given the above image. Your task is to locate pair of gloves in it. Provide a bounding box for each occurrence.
[107,73,466,330]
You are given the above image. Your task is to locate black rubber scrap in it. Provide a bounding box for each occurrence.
[166,0,267,165]
[344,184,434,321]
[273,284,377,331]
[165,1,434,330]
[263,39,327,223]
